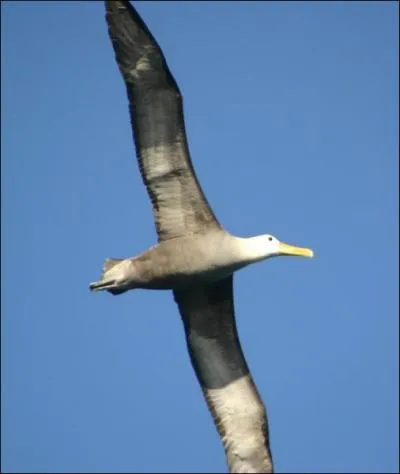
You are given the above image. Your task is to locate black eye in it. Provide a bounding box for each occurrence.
[268,237,273,241]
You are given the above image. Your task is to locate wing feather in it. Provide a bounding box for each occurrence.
[174,277,274,473]
[105,1,221,241]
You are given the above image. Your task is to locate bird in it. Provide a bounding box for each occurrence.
[90,1,314,472]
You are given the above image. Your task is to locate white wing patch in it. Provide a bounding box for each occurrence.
[206,375,271,472]
[130,56,151,80]
[142,144,176,181]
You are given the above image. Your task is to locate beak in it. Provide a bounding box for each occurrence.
[278,242,314,258]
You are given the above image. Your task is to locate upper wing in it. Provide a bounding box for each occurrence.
[174,277,274,473]
[105,1,221,241]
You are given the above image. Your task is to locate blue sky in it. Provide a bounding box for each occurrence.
[2,1,398,473]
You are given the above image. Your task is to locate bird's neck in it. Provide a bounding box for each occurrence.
[232,235,272,265]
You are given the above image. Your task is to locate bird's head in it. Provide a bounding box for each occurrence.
[242,234,314,262]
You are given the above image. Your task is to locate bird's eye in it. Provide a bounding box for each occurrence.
[268,236,273,241]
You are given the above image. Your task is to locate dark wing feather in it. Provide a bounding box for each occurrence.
[174,277,274,473]
[105,1,221,241]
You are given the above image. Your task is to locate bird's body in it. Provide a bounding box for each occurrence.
[90,231,310,293]
[90,1,314,472]
[91,231,241,292]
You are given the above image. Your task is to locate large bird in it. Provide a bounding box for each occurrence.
[90,1,314,472]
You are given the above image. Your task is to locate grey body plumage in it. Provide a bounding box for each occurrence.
[90,232,255,293]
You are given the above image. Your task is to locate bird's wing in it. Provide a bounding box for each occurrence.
[174,277,274,473]
[105,1,221,241]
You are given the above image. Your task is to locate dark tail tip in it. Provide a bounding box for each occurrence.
[89,280,114,292]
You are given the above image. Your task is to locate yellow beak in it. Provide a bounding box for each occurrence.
[278,242,314,258]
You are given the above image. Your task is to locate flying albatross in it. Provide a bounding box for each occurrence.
[90,1,314,472]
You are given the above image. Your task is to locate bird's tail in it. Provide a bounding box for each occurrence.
[89,258,128,295]
[102,258,123,274]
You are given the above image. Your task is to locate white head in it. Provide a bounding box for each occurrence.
[240,234,314,263]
